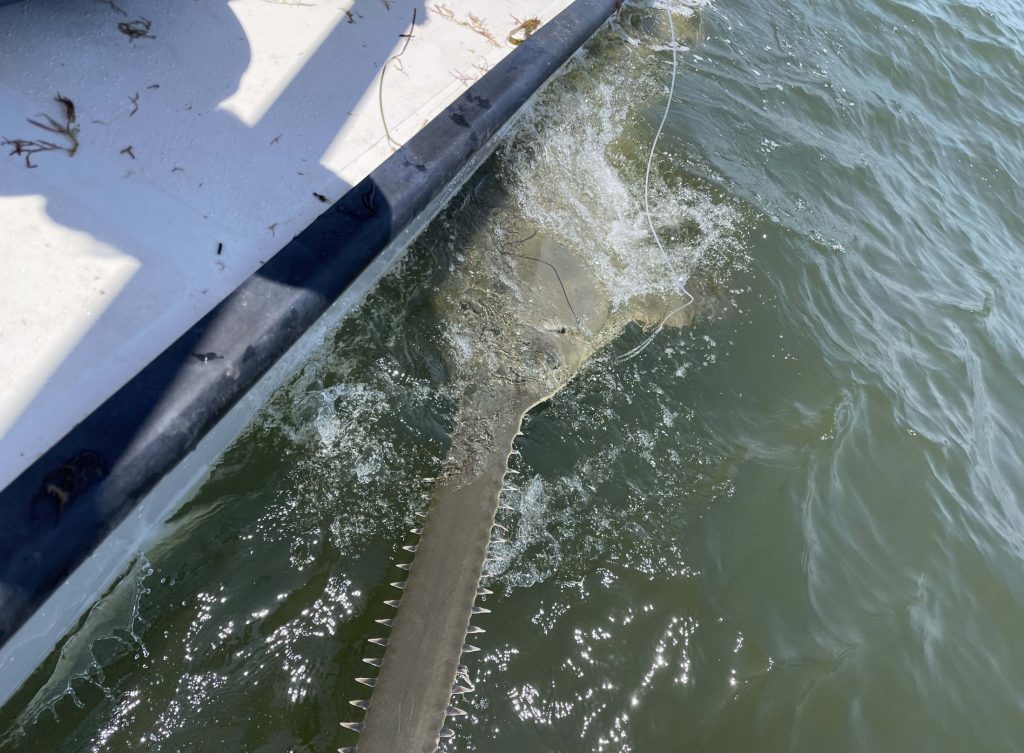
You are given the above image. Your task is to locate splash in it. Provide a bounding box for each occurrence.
[7,555,151,735]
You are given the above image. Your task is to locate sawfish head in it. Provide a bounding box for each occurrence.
[437,225,699,403]
[431,203,702,484]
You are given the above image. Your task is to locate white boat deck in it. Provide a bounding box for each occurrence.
[0,0,570,490]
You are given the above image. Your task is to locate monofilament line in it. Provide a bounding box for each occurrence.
[619,5,695,362]
[379,9,418,151]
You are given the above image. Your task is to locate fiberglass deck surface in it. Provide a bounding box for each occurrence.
[0,0,571,490]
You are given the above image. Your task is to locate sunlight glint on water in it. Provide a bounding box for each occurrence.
[2,0,1024,750]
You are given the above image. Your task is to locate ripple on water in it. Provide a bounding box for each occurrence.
[5,0,1024,750]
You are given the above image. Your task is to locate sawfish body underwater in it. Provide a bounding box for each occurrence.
[349,226,697,753]
[343,7,739,750]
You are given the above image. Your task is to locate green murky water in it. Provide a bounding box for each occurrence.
[3,0,1024,750]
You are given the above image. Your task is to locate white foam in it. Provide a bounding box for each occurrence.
[501,6,746,316]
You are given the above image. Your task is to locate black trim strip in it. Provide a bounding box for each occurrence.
[0,0,614,650]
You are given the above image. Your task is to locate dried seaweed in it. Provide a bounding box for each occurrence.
[431,5,500,46]
[465,14,499,46]
[431,3,455,21]
[507,17,541,46]
[450,68,475,86]
[2,94,80,168]
[55,94,76,123]
[118,17,154,41]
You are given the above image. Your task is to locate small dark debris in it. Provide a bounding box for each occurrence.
[120,145,135,159]
[268,223,278,236]
[146,83,160,90]
[403,157,427,173]
[270,134,282,145]
[216,242,223,255]
[192,352,224,363]
[171,165,184,172]
[128,92,140,116]
[345,9,362,23]
[450,113,470,128]
[313,192,329,203]
[399,16,416,41]
[36,450,107,513]
[56,94,76,123]
[3,94,81,168]
[118,17,154,41]
[362,185,377,215]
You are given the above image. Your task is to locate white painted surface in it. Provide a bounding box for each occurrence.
[0,0,570,489]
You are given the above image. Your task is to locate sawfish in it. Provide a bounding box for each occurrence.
[343,226,697,752]
[343,6,713,750]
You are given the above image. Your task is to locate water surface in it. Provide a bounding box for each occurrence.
[2,0,1023,751]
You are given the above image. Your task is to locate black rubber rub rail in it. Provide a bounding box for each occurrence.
[0,0,616,653]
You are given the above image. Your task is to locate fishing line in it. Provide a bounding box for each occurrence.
[500,244,583,327]
[379,9,418,151]
[618,4,695,362]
